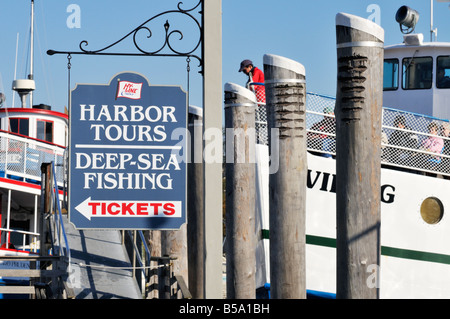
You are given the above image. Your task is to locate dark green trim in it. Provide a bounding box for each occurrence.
[381,246,450,265]
[262,232,450,266]
[306,234,450,265]
[306,234,336,248]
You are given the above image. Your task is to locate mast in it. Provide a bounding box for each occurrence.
[12,0,35,107]
[431,0,450,42]
[29,0,34,107]
[431,0,435,41]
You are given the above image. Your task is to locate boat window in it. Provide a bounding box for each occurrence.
[37,120,53,143]
[383,59,399,90]
[9,118,29,136]
[437,56,450,89]
[9,219,31,246]
[402,56,433,90]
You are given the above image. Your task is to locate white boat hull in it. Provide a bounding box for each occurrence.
[256,149,450,298]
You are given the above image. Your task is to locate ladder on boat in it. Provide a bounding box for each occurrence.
[0,162,74,299]
[0,255,72,298]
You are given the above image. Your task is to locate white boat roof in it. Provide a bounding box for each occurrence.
[384,36,450,52]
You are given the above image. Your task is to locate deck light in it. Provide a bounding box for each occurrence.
[395,6,420,34]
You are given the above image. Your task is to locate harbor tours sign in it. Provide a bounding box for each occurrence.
[69,72,187,230]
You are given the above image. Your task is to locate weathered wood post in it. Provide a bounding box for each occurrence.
[161,226,188,292]
[187,105,204,299]
[264,54,307,299]
[146,230,161,299]
[224,82,257,299]
[335,13,384,299]
[40,163,52,256]
[161,106,205,298]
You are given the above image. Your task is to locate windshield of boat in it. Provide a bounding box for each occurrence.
[384,55,450,90]
[384,59,399,90]
[402,56,432,90]
[437,56,450,89]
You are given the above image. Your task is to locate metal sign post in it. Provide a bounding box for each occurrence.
[69,72,187,230]
[202,0,223,299]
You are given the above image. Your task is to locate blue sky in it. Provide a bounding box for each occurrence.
[0,0,449,114]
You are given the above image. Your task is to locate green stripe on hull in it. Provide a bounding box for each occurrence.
[307,234,450,265]
[261,231,450,265]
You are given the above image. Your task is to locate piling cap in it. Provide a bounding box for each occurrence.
[224,82,257,103]
[336,12,384,42]
[189,105,203,117]
[263,54,305,76]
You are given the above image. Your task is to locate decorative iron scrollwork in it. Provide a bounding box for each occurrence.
[48,0,203,70]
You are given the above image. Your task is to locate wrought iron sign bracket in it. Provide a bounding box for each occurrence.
[47,0,204,74]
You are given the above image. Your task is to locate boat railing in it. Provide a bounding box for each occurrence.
[0,161,71,255]
[122,230,150,297]
[0,130,65,186]
[122,230,192,298]
[49,162,70,262]
[0,227,40,252]
[249,83,450,177]
[247,82,269,145]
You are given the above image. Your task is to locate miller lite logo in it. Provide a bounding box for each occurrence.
[116,81,143,100]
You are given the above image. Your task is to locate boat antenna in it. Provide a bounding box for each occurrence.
[29,0,35,106]
[431,0,436,41]
[12,33,19,108]
[12,0,35,107]
[432,0,450,42]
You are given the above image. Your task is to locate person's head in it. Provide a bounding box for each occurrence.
[323,107,334,115]
[239,59,253,75]
[428,121,439,135]
[394,115,406,129]
[438,68,445,80]
[442,122,450,137]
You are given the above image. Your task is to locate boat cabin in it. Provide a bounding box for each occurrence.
[383,33,450,120]
[0,105,68,252]
[0,104,68,148]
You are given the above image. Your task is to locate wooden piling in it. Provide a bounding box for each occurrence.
[264,54,307,299]
[224,82,257,299]
[187,105,204,299]
[161,226,188,291]
[335,13,384,299]
[40,163,52,256]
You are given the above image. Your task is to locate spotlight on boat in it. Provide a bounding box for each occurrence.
[395,5,419,34]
